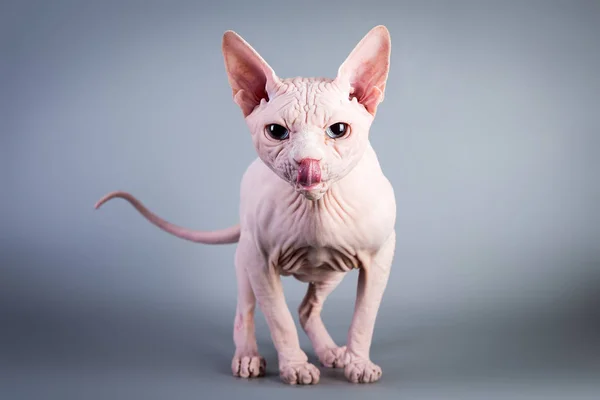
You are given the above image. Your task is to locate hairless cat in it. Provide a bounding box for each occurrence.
[96,25,396,385]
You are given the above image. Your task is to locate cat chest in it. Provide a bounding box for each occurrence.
[260,208,381,275]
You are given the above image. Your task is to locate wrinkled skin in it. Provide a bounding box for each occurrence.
[96,25,396,385]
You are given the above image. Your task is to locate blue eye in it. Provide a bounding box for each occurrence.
[266,124,289,140]
[326,122,349,139]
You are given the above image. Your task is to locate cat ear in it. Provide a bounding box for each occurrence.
[222,30,281,117]
[335,25,391,116]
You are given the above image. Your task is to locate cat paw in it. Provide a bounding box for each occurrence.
[317,345,347,368]
[231,354,266,378]
[280,362,320,385]
[344,359,382,383]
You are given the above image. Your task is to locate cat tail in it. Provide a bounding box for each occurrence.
[95,191,240,244]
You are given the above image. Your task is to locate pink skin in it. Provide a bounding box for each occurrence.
[95,25,395,385]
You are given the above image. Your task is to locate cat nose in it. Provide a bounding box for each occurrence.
[289,132,325,164]
[293,154,322,165]
[291,148,324,164]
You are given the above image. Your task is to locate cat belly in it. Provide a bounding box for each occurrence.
[276,245,361,277]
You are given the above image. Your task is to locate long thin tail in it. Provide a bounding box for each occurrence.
[94,191,240,244]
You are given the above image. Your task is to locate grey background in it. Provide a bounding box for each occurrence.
[2,0,600,399]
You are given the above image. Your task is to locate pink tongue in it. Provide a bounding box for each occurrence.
[297,159,321,187]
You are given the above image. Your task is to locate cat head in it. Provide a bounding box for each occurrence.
[222,26,391,200]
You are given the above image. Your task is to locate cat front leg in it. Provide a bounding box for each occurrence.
[298,272,347,368]
[344,231,396,383]
[239,237,320,385]
[231,255,265,378]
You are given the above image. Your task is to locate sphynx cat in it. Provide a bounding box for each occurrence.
[95,25,396,385]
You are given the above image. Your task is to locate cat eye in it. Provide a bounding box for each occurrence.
[266,124,289,140]
[326,122,349,139]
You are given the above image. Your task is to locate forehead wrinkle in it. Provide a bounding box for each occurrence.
[267,92,300,125]
[275,77,345,131]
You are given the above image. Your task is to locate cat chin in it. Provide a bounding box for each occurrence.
[294,182,328,201]
[301,192,326,201]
